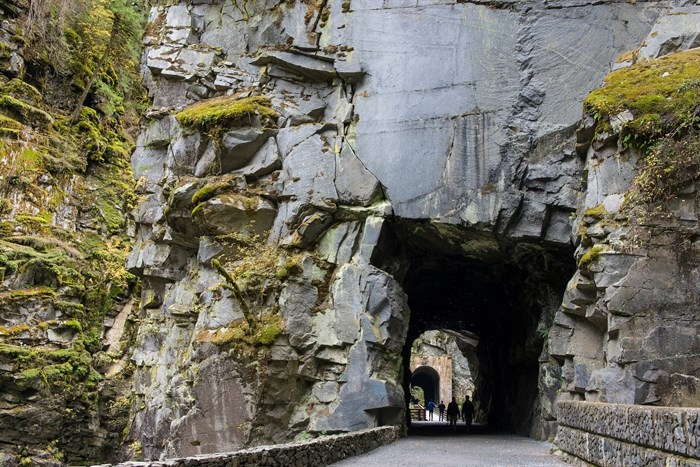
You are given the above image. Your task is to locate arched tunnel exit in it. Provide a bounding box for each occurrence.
[373,220,575,439]
[411,366,440,405]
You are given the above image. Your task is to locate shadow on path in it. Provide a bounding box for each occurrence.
[408,420,489,437]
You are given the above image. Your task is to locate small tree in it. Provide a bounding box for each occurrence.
[70,0,145,124]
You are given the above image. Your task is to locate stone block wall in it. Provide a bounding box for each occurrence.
[556,401,700,466]
[106,426,399,467]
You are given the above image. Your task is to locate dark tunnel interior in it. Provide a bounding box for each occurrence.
[411,366,440,404]
[375,221,575,437]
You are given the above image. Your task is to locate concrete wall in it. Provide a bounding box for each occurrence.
[104,426,399,467]
[556,401,700,466]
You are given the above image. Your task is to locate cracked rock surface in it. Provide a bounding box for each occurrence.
[126,0,700,460]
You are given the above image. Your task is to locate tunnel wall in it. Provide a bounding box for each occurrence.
[397,240,574,438]
[556,401,700,465]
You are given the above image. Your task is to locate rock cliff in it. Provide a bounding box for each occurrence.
[1,0,699,463]
[0,0,144,464]
[125,0,700,460]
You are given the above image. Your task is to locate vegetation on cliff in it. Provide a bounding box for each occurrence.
[585,48,700,204]
[175,95,277,135]
[0,0,147,463]
[585,48,700,147]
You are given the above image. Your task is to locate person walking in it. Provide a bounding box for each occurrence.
[462,395,475,433]
[446,397,460,431]
[438,400,446,421]
[426,400,435,420]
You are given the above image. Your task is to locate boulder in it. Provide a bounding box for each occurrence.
[192,194,276,236]
[219,128,275,173]
[335,143,382,206]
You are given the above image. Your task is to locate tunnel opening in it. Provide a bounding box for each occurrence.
[374,221,575,438]
[408,330,479,421]
[410,365,440,405]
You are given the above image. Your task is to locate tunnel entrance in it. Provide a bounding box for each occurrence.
[410,366,440,405]
[408,330,478,421]
[376,221,574,438]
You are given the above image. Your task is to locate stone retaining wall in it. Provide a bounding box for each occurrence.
[102,426,399,467]
[556,401,700,466]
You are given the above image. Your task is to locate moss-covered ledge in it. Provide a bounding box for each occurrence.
[100,426,399,466]
[556,401,700,465]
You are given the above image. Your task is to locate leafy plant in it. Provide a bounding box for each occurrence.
[631,129,700,204]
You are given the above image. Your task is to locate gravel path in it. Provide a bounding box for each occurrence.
[331,433,569,467]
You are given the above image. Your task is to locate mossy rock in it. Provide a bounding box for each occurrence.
[0,114,22,130]
[191,180,233,206]
[0,79,43,107]
[631,130,700,204]
[175,95,277,135]
[578,245,606,270]
[0,287,57,306]
[585,48,700,146]
[583,204,607,221]
[6,342,101,390]
[0,127,19,139]
[0,95,53,129]
[196,314,284,349]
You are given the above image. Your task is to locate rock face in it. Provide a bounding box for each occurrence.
[0,1,143,464]
[127,0,700,460]
[546,15,700,421]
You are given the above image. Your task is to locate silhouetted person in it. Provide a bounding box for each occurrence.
[426,400,435,420]
[462,395,475,433]
[438,400,446,421]
[447,397,460,431]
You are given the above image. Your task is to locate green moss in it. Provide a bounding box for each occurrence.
[19,147,46,171]
[0,78,43,106]
[62,319,83,333]
[0,344,31,359]
[12,345,99,390]
[0,114,22,130]
[191,202,205,218]
[276,258,302,279]
[585,48,700,147]
[0,323,30,336]
[0,94,53,128]
[17,368,42,381]
[53,300,85,317]
[583,204,607,220]
[175,95,277,134]
[0,221,12,236]
[15,213,51,228]
[0,287,57,305]
[42,362,74,379]
[256,314,283,344]
[578,245,606,270]
[97,198,124,234]
[198,314,284,348]
[191,181,231,205]
[0,127,19,138]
